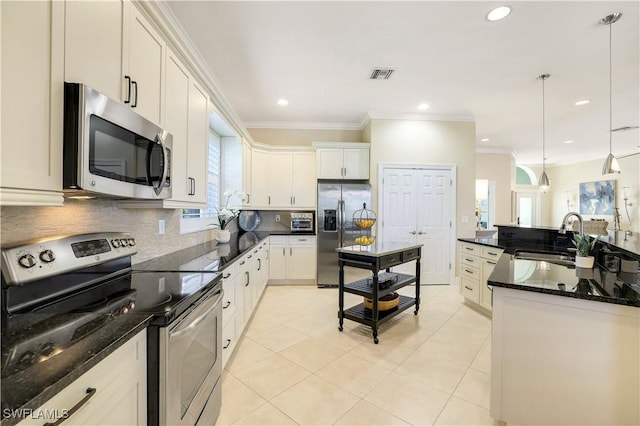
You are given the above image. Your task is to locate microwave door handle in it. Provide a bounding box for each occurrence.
[153,132,170,196]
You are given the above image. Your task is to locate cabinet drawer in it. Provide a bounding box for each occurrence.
[288,235,316,246]
[402,248,420,262]
[461,243,480,255]
[480,246,503,260]
[380,253,402,269]
[460,253,479,268]
[460,264,480,280]
[461,276,479,303]
[270,236,287,245]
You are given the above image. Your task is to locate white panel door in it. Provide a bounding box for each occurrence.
[382,169,418,243]
[382,167,453,285]
[416,169,452,284]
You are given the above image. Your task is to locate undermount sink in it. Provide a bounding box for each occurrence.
[513,250,575,266]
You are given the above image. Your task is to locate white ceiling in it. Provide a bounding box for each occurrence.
[165,1,640,166]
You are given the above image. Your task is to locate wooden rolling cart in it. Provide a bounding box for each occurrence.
[336,242,422,343]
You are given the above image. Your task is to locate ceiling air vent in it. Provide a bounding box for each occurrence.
[369,68,396,80]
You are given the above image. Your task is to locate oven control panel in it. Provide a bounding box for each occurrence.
[1,232,137,285]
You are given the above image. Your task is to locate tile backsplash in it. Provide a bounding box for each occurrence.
[0,199,218,264]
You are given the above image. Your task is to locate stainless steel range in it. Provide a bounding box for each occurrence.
[1,233,223,426]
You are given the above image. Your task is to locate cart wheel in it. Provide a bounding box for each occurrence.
[414,309,419,315]
[373,337,379,344]
[338,326,343,331]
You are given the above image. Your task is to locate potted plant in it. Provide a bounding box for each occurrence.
[573,233,596,268]
[215,189,246,243]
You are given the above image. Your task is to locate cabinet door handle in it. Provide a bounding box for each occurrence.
[124,76,132,104]
[464,285,473,291]
[487,251,498,256]
[245,271,250,286]
[240,260,246,265]
[223,273,231,279]
[268,195,271,205]
[418,231,425,235]
[258,258,261,271]
[290,247,292,256]
[465,269,474,274]
[44,387,96,426]
[282,247,285,256]
[293,196,295,205]
[131,80,138,108]
[223,339,231,349]
[246,193,250,204]
[223,301,231,309]
[486,260,497,265]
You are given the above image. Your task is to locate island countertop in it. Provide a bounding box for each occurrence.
[336,241,423,257]
[488,253,640,307]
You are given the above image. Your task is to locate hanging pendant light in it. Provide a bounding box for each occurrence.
[537,73,551,193]
[601,12,622,175]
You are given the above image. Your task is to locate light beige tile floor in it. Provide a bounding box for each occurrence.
[218,284,500,425]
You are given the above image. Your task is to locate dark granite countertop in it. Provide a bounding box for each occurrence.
[336,241,422,257]
[1,313,152,425]
[488,254,640,308]
[1,229,313,422]
[457,237,504,249]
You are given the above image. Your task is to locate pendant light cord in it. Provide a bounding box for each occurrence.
[609,20,613,154]
[542,76,546,170]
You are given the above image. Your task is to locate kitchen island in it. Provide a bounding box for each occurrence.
[336,241,422,343]
[488,253,640,425]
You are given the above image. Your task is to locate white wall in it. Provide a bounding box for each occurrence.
[369,119,477,238]
[542,153,639,233]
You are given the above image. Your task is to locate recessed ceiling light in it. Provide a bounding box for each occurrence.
[564,140,575,144]
[486,6,511,21]
[480,138,489,142]
[574,99,590,106]
[277,99,288,106]
[417,103,429,110]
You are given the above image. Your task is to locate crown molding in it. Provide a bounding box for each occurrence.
[476,148,517,157]
[244,121,363,131]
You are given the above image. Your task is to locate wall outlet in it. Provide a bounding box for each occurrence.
[275,214,281,222]
[158,220,165,235]
[461,216,469,224]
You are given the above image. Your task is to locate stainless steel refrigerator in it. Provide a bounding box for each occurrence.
[317,182,372,287]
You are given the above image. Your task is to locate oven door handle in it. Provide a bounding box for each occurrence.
[170,289,223,340]
[153,131,170,196]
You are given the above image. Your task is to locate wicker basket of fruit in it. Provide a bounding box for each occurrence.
[354,236,375,246]
[364,292,399,311]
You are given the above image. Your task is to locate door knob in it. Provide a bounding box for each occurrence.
[410,231,417,235]
[418,231,425,235]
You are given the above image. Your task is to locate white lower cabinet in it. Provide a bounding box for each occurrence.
[458,242,503,313]
[269,236,316,283]
[221,240,270,369]
[19,330,146,426]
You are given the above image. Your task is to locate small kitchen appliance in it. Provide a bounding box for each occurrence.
[290,212,314,232]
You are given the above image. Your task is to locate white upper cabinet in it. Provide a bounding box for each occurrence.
[187,81,209,203]
[66,1,165,126]
[123,3,165,125]
[1,0,65,206]
[247,147,316,209]
[64,0,124,102]
[314,143,370,180]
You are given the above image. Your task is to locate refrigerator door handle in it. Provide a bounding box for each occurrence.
[340,199,346,246]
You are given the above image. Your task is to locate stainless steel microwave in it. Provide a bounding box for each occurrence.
[63,82,172,199]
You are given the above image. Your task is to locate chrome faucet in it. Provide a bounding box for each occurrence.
[559,211,583,236]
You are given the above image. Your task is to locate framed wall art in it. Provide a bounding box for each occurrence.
[579,180,615,215]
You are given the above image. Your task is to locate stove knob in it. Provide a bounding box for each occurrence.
[111,239,120,248]
[128,301,136,310]
[121,306,129,315]
[40,342,55,357]
[19,351,36,366]
[18,254,36,268]
[119,239,128,247]
[128,238,136,246]
[39,249,55,263]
